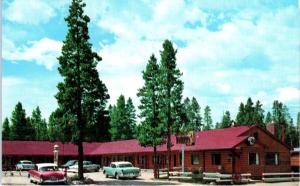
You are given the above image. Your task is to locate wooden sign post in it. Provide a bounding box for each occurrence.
[176,131,195,173]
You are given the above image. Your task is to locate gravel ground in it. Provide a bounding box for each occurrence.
[2,170,299,186]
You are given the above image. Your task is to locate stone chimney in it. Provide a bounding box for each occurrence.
[266,121,277,136]
[266,121,285,142]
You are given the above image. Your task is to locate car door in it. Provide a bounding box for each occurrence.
[110,164,116,176]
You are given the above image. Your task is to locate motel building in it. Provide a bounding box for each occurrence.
[2,124,292,179]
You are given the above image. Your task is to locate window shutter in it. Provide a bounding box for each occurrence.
[256,153,259,165]
[275,153,278,165]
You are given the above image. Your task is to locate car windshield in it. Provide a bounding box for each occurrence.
[83,161,91,165]
[39,166,58,172]
[65,160,76,166]
[21,161,32,164]
[118,163,133,168]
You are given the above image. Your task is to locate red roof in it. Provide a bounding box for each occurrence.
[3,126,254,156]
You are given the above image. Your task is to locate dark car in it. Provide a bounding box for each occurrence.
[62,160,77,169]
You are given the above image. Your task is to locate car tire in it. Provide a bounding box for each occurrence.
[105,174,108,178]
[116,173,120,180]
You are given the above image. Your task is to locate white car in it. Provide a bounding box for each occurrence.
[16,160,35,171]
[69,161,100,172]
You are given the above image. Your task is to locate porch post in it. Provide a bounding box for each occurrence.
[181,144,184,173]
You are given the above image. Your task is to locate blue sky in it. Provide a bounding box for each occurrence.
[2,0,300,125]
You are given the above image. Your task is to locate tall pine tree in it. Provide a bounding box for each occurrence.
[31,106,48,140]
[265,111,272,124]
[159,40,184,178]
[203,105,213,130]
[109,95,135,140]
[219,111,231,128]
[126,98,136,138]
[2,118,10,140]
[236,103,245,124]
[10,102,35,140]
[55,0,109,180]
[297,112,300,132]
[48,108,73,142]
[235,97,264,127]
[136,54,164,178]
[182,97,202,131]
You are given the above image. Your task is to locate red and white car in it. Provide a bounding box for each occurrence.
[28,163,67,184]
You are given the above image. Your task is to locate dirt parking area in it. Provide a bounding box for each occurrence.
[2,170,299,185]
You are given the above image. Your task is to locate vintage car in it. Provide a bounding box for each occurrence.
[103,161,141,179]
[69,160,100,172]
[28,163,67,184]
[15,160,35,171]
[62,159,77,169]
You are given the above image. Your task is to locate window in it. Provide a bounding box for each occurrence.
[139,155,146,164]
[111,164,116,168]
[249,153,259,165]
[212,153,221,165]
[191,155,199,165]
[266,153,279,165]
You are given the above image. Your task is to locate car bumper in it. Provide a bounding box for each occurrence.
[120,173,140,178]
[42,178,66,183]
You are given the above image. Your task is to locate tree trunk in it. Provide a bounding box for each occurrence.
[76,39,84,180]
[166,86,171,179]
[166,131,171,179]
[153,146,157,179]
[78,140,84,180]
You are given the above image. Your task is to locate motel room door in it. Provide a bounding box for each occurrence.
[139,155,148,169]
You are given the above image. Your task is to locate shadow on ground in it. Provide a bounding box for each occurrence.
[93,178,179,185]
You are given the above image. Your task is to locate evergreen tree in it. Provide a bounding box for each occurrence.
[31,106,48,140]
[203,105,213,130]
[55,0,109,179]
[181,97,201,131]
[297,112,300,131]
[126,98,136,137]
[271,100,286,140]
[10,102,35,140]
[182,97,192,131]
[48,108,73,142]
[220,111,231,128]
[235,103,245,125]
[190,97,202,131]
[109,95,135,140]
[2,118,10,140]
[215,122,221,129]
[265,111,272,124]
[235,98,264,127]
[270,100,299,147]
[272,100,286,125]
[159,40,184,178]
[136,54,164,178]
[244,98,254,124]
[253,100,265,127]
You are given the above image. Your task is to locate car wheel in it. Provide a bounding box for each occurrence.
[105,173,108,178]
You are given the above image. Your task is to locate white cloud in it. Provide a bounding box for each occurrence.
[276,87,300,102]
[4,0,69,25]
[3,0,299,123]
[3,37,62,70]
[91,1,299,122]
[5,0,55,24]
[215,83,231,94]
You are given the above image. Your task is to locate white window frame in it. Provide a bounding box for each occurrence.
[248,152,259,165]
